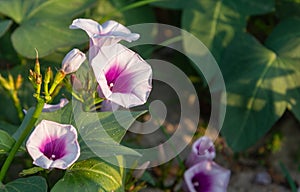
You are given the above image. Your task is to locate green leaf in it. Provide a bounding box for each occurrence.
[11,19,87,59]
[51,157,124,192]
[0,121,18,135]
[0,0,96,58]
[0,0,44,23]
[0,130,15,154]
[0,20,12,38]
[182,0,274,62]
[220,18,300,151]
[266,18,300,120]
[19,167,44,177]
[276,0,300,19]
[0,176,47,192]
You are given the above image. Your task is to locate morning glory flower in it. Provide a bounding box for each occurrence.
[61,48,86,74]
[91,43,152,108]
[185,136,216,168]
[184,160,231,192]
[26,120,80,170]
[69,18,139,59]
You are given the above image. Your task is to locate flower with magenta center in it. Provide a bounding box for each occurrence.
[61,48,86,74]
[69,18,140,59]
[186,136,216,168]
[26,120,80,169]
[91,43,152,108]
[184,160,230,192]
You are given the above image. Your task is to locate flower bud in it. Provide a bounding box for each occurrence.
[61,48,86,74]
[15,74,23,90]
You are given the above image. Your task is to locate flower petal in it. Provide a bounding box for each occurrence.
[184,160,231,192]
[97,20,140,45]
[70,18,140,60]
[26,120,80,170]
[185,136,216,167]
[92,44,152,108]
[42,98,69,112]
[70,18,101,39]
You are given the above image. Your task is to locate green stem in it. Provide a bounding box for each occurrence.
[0,99,45,184]
[10,91,24,121]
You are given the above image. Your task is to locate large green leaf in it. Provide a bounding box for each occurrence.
[51,157,124,192]
[0,0,96,58]
[220,18,300,151]
[182,0,274,62]
[11,19,86,59]
[0,130,15,154]
[0,176,47,192]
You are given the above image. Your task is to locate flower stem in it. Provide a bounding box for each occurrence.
[0,99,45,184]
[10,90,24,122]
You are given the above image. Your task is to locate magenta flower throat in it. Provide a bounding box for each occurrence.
[39,137,67,161]
[191,171,212,192]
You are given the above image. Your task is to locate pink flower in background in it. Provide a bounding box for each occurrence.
[91,43,152,108]
[69,18,139,59]
[42,98,69,112]
[185,136,216,168]
[61,48,86,74]
[26,120,80,169]
[184,160,230,192]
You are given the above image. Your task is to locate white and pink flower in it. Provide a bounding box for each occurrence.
[26,120,80,169]
[91,43,152,108]
[184,160,230,192]
[69,18,139,59]
[185,136,216,168]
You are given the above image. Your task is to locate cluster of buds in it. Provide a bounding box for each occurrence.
[0,73,23,93]
[29,49,86,103]
[0,73,23,120]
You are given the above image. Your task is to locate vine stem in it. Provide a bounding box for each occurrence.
[0,99,45,184]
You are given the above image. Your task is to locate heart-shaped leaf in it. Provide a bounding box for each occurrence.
[220,17,300,151]
[0,176,47,192]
